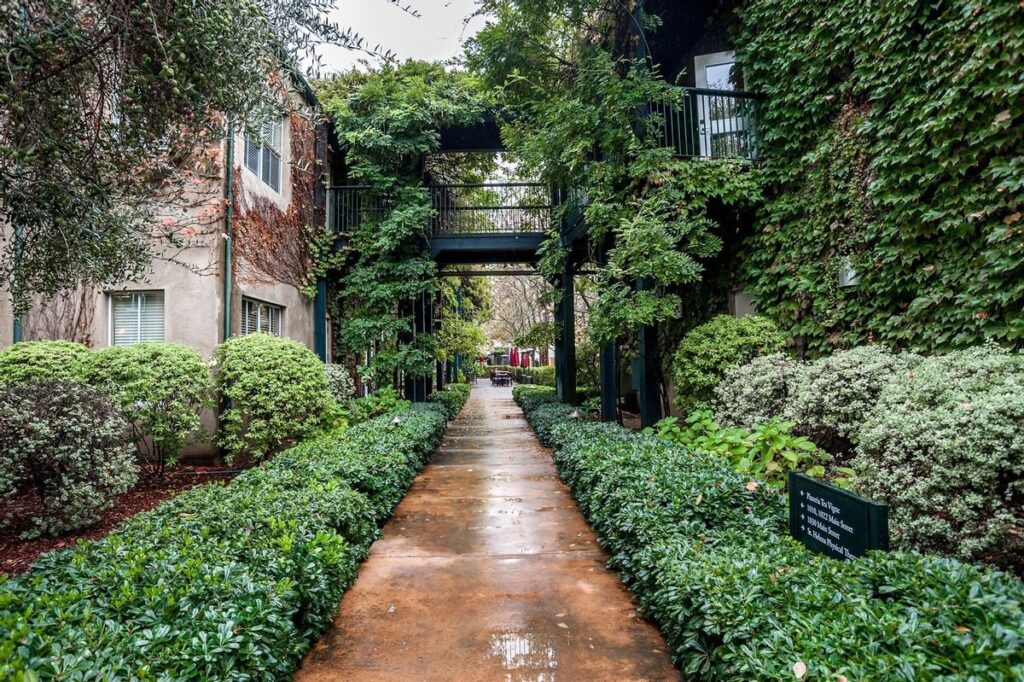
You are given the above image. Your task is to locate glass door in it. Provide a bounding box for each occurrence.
[694,51,750,158]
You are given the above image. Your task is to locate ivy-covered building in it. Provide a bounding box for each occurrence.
[0,77,332,362]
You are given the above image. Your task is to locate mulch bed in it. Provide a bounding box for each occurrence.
[1,466,237,577]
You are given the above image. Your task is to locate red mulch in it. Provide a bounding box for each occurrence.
[1,466,237,577]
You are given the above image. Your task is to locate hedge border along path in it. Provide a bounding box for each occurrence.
[0,384,469,681]
[512,386,1024,681]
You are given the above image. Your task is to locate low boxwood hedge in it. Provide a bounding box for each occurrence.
[427,382,471,420]
[512,385,1024,680]
[0,403,448,680]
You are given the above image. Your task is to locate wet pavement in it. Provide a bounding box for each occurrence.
[295,385,680,681]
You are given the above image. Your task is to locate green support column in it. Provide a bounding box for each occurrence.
[600,340,618,422]
[435,292,445,391]
[554,267,578,405]
[597,241,617,422]
[636,278,663,428]
[423,291,435,397]
[314,279,328,362]
[453,287,463,382]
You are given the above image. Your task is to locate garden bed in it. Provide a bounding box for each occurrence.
[0,384,470,680]
[513,385,1024,680]
[1,467,236,576]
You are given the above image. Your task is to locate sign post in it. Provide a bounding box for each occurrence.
[789,472,889,560]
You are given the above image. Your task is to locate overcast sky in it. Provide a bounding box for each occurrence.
[316,0,487,73]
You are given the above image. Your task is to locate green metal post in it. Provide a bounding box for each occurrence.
[554,267,578,405]
[12,225,23,343]
[223,117,235,342]
[636,278,663,428]
[453,287,464,381]
[314,279,328,361]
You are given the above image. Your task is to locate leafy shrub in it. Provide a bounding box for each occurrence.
[785,345,922,453]
[0,379,137,537]
[427,383,471,420]
[645,411,838,488]
[345,386,410,425]
[713,352,801,429]
[78,343,213,474]
[853,344,1024,569]
[0,403,449,679]
[325,364,356,403]
[215,334,334,462]
[672,315,785,413]
[515,390,1024,679]
[0,341,89,385]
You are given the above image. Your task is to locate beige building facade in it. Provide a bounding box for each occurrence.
[0,82,329,360]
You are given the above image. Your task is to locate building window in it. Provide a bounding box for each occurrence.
[243,118,283,192]
[241,298,283,336]
[110,291,165,346]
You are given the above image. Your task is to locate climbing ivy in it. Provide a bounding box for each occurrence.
[467,1,763,346]
[737,0,1024,354]
[317,63,489,384]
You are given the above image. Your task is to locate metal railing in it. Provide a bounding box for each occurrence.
[429,183,553,235]
[652,87,763,161]
[329,183,556,235]
[329,185,393,233]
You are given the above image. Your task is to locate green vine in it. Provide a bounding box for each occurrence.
[468,1,763,346]
[737,0,1024,353]
[317,63,489,384]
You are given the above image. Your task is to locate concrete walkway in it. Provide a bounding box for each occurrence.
[296,385,679,681]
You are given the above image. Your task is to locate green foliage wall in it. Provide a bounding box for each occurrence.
[317,63,489,384]
[467,2,764,345]
[737,0,1024,353]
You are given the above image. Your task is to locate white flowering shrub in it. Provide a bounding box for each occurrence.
[785,346,922,453]
[853,344,1024,568]
[713,353,803,429]
[0,379,137,537]
[325,364,356,404]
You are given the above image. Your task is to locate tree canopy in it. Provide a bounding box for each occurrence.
[1,0,377,310]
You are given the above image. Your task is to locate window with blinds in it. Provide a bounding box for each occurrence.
[243,118,283,193]
[241,298,283,337]
[110,292,165,346]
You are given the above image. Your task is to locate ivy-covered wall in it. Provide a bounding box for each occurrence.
[736,0,1023,354]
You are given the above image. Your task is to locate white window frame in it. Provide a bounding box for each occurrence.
[108,290,165,346]
[694,51,750,159]
[241,297,284,337]
[243,117,284,193]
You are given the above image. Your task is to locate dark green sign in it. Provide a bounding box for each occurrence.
[789,472,889,560]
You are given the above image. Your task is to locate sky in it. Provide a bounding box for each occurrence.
[316,0,488,73]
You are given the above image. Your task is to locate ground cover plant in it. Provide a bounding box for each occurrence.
[0,391,468,679]
[645,411,834,489]
[513,385,1024,680]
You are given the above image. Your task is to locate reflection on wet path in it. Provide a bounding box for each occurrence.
[295,385,679,681]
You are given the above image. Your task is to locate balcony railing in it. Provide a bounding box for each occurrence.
[329,185,393,233]
[329,183,556,235]
[429,183,552,235]
[653,87,763,161]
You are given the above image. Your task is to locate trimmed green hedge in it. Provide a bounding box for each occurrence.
[0,403,448,680]
[427,383,471,420]
[0,341,90,385]
[513,386,1024,680]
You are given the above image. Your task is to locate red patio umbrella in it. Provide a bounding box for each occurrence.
[522,353,532,369]
[509,347,520,367]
